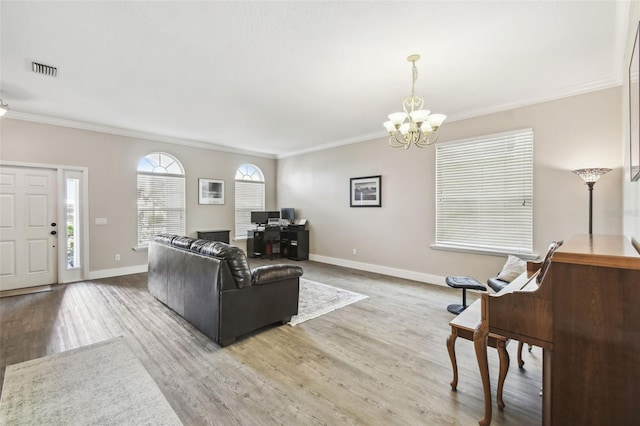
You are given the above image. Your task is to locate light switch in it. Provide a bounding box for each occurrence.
[95,218,108,225]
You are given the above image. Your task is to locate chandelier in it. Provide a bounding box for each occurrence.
[383,54,446,149]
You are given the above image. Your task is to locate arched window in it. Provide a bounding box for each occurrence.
[235,164,265,238]
[137,152,185,246]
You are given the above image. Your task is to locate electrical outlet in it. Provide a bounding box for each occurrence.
[115,254,121,262]
[352,248,357,256]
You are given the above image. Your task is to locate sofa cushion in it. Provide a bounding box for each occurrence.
[200,242,252,288]
[190,239,211,252]
[252,264,304,285]
[172,236,196,250]
[154,234,177,245]
[199,241,227,257]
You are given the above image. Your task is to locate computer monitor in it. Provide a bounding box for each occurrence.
[280,208,294,221]
[250,211,280,226]
[250,211,269,225]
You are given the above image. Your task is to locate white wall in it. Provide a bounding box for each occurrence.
[278,87,624,284]
[623,4,640,244]
[0,119,277,275]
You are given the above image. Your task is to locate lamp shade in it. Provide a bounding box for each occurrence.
[388,112,408,125]
[383,121,396,133]
[409,109,430,124]
[572,168,612,184]
[427,113,447,128]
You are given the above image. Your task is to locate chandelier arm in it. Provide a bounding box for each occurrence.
[388,134,407,148]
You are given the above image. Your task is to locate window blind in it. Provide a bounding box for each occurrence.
[137,173,185,246]
[435,128,533,254]
[235,180,265,238]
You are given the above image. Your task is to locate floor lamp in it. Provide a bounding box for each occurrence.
[572,168,611,235]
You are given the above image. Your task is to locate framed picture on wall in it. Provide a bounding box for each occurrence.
[629,20,640,182]
[198,178,225,205]
[350,175,381,207]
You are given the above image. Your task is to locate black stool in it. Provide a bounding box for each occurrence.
[445,276,487,314]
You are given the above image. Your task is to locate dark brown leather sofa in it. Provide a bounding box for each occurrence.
[148,234,303,346]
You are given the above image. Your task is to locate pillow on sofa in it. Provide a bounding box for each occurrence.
[200,242,252,288]
[497,255,526,282]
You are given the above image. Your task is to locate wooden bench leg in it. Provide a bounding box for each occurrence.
[474,321,491,426]
[517,341,525,368]
[497,338,510,411]
[447,329,459,390]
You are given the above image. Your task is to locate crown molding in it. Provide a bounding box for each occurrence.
[5,75,622,161]
[5,112,277,159]
[279,78,622,159]
[277,130,387,159]
[445,77,622,124]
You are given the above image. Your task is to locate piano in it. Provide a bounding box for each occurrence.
[473,234,640,426]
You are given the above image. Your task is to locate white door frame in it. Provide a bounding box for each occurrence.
[1,161,90,284]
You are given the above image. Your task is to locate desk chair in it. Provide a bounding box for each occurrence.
[263,227,280,259]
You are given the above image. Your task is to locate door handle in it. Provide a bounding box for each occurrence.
[51,222,57,227]
[50,231,57,235]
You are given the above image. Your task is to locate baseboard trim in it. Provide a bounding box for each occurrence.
[0,285,52,298]
[84,256,454,289]
[87,264,148,280]
[308,254,447,288]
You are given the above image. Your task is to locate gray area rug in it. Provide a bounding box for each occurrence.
[290,278,368,326]
[0,336,182,425]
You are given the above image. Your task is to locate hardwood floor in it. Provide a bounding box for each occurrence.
[0,259,542,425]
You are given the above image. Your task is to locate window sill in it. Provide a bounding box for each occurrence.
[430,243,539,260]
[132,246,148,252]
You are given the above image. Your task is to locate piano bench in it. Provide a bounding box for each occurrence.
[445,276,487,314]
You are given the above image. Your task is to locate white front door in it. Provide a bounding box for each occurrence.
[0,166,58,291]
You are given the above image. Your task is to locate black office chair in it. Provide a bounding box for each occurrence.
[263,227,280,259]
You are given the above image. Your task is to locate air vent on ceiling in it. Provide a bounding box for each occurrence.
[32,62,57,77]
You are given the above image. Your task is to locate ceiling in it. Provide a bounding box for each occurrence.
[0,1,628,158]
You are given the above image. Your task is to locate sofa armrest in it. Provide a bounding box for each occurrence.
[252,265,303,285]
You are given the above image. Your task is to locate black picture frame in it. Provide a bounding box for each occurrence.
[350,175,381,207]
[629,21,640,182]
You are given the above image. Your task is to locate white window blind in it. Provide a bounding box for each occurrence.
[235,164,265,239]
[137,174,185,246]
[435,128,533,254]
[136,152,185,247]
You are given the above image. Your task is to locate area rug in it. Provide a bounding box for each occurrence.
[0,336,182,425]
[289,278,368,326]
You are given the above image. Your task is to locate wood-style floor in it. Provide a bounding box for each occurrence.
[0,259,542,425]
